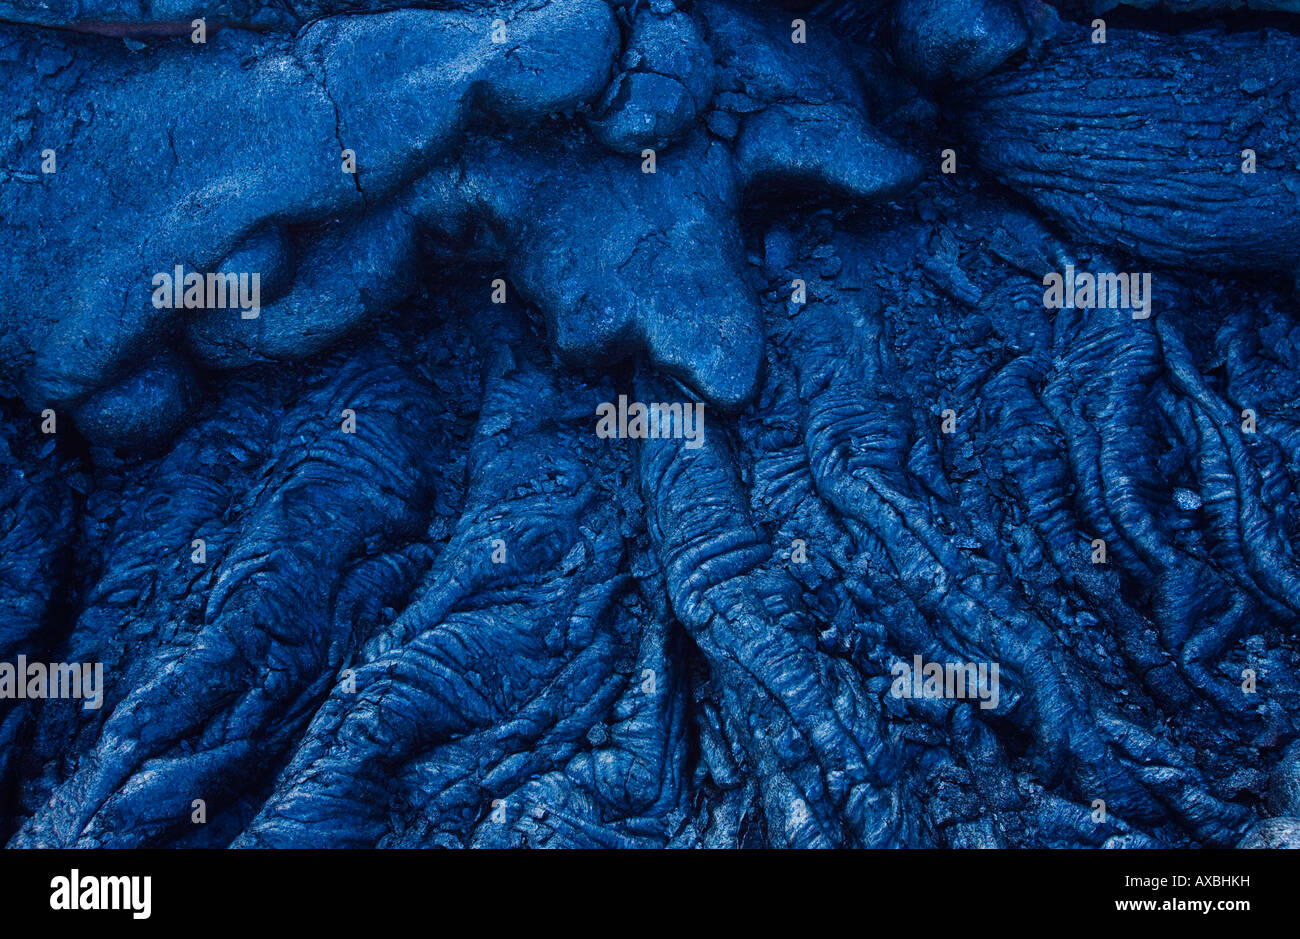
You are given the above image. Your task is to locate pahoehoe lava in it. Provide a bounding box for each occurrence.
[1,0,1298,847]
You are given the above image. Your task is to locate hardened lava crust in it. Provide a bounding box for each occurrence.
[1,0,1299,848]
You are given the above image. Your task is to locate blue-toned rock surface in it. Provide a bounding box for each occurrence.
[1,0,1298,848]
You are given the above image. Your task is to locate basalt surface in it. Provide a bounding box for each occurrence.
[1,0,1298,847]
